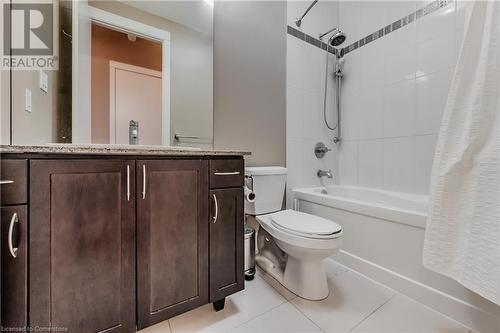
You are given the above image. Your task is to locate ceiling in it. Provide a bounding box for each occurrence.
[121,1,214,36]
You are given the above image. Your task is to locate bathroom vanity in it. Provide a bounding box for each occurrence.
[0,145,248,332]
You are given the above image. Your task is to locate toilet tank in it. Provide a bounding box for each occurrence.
[245,166,287,215]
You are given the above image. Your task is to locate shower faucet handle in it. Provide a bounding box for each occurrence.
[315,142,332,159]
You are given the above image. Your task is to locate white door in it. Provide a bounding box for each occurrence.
[110,62,162,145]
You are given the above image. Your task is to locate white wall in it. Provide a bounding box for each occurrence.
[286,0,339,207]
[337,0,470,195]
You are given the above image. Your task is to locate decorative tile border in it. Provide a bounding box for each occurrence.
[287,0,450,58]
[287,25,339,56]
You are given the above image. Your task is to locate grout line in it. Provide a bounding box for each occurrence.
[225,300,290,333]
[256,268,327,332]
[346,294,396,333]
[288,300,326,333]
[341,133,440,143]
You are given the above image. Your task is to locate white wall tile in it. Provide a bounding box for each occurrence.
[286,0,461,196]
[356,84,384,140]
[302,43,326,93]
[286,85,304,139]
[415,134,438,194]
[415,69,453,135]
[286,35,305,89]
[384,1,417,25]
[416,32,456,77]
[339,140,358,185]
[383,79,416,138]
[358,139,384,189]
[416,2,455,42]
[383,137,416,193]
[383,25,417,84]
[303,91,323,140]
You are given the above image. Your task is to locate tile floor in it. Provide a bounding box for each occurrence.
[139,259,472,333]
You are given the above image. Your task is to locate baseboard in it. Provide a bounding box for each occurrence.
[332,250,500,333]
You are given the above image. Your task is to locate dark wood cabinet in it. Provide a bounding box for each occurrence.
[0,153,245,332]
[1,205,28,329]
[209,187,244,303]
[29,160,136,333]
[136,160,208,329]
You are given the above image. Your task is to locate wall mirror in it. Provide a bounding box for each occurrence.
[6,0,214,148]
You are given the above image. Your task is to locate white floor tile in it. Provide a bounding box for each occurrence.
[229,302,322,333]
[138,320,172,333]
[292,270,394,333]
[169,276,287,333]
[351,294,470,333]
[256,266,297,301]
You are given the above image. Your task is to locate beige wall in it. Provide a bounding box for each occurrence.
[11,70,58,144]
[1,71,10,144]
[7,0,71,145]
[91,23,162,143]
[213,1,287,166]
[90,1,213,148]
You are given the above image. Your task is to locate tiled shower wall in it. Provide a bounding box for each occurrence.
[287,0,473,196]
[337,0,471,195]
[286,0,339,207]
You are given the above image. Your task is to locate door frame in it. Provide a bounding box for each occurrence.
[72,3,172,145]
[109,61,162,144]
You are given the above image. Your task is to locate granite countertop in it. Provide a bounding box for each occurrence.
[0,144,251,157]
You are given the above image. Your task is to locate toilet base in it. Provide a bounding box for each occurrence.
[256,253,330,301]
[283,256,329,300]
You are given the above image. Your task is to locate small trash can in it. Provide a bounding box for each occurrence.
[244,226,256,281]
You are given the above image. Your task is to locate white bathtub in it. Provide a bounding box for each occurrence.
[293,185,428,229]
[292,185,500,333]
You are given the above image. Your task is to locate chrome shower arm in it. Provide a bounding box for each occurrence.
[319,27,339,40]
[295,0,319,27]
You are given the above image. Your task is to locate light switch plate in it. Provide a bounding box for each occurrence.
[39,70,48,93]
[25,88,32,112]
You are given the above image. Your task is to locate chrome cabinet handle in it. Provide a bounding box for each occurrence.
[142,164,146,199]
[126,165,130,201]
[174,134,199,141]
[214,172,240,176]
[0,180,14,185]
[212,194,218,223]
[8,213,18,258]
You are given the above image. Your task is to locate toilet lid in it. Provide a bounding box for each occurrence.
[271,210,342,238]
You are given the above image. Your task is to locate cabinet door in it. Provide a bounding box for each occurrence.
[1,206,27,329]
[137,160,208,329]
[209,188,244,302]
[30,160,136,333]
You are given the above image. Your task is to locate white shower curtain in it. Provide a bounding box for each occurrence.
[423,1,500,305]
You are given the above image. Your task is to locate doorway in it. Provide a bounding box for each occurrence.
[90,23,163,144]
[109,61,162,145]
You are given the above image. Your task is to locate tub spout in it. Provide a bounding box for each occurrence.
[317,169,333,179]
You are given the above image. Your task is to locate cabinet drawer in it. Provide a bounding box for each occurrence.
[1,160,27,205]
[209,159,244,189]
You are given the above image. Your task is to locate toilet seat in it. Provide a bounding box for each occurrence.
[271,210,342,239]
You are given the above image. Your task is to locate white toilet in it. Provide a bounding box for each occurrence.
[245,166,342,301]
